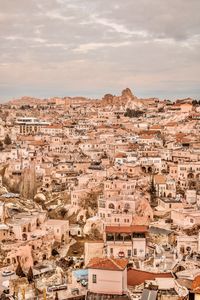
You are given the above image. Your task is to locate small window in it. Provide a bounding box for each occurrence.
[92,274,97,283]
[133,248,137,256]
[110,248,113,255]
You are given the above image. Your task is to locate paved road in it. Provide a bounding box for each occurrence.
[47,283,86,300]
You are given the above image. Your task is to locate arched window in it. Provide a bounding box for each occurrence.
[124,203,130,210]
[108,203,115,209]
[188,173,194,179]
[28,223,31,232]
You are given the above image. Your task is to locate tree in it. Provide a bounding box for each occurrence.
[15,262,25,277]
[158,107,164,112]
[0,141,3,151]
[27,266,34,283]
[52,248,59,256]
[149,179,157,206]
[60,208,67,218]
[192,100,198,106]
[0,293,9,300]
[4,134,11,146]
[124,108,144,118]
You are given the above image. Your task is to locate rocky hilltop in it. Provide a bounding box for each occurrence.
[102,88,137,106]
[6,88,157,109]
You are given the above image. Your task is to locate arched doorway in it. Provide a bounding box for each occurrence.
[61,234,65,243]
[22,233,27,241]
[7,258,11,264]
[141,166,146,173]
[28,223,31,232]
[108,203,115,209]
[188,173,194,179]
[36,219,40,227]
[124,203,130,213]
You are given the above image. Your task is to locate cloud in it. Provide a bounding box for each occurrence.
[45,10,75,21]
[74,41,132,53]
[90,15,149,38]
[0,0,200,101]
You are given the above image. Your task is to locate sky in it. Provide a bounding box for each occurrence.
[0,0,200,102]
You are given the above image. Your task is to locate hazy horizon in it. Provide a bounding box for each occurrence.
[1,0,200,102]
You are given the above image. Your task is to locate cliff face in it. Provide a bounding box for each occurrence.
[19,160,37,199]
[1,162,37,197]
[2,165,21,193]
[7,88,161,110]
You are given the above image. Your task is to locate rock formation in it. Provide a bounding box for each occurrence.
[121,88,135,100]
[20,159,37,199]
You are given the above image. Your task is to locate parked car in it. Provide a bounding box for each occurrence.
[80,279,88,287]
[2,270,15,277]
[31,234,37,238]
[47,284,68,292]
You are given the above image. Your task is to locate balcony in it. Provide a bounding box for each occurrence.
[106,233,145,243]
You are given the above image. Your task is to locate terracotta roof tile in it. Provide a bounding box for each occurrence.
[105,225,148,233]
[44,124,63,129]
[150,125,163,130]
[165,122,177,127]
[87,257,128,271]
[115,152,127,158]
[192,275,200,293]
[127,269,173,286]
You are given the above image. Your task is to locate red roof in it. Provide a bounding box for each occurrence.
[45,124,63,129]
[192,275,200,293]
[87,257,128,271]
[149,125,163,130]
[165,122,177,127]
[127,269,173,286]
[115,152,127,158]
[105,225,148,233]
